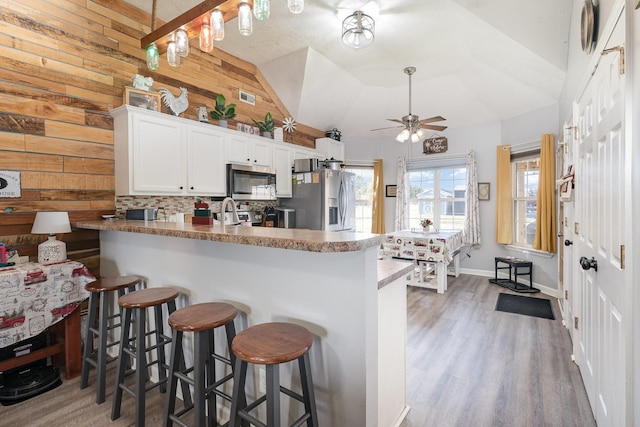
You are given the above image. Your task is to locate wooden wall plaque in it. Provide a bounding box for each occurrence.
[423,136,448,154]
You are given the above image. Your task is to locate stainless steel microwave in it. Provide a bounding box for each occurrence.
[226,163,277,201]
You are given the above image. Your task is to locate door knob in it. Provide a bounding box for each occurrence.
[564,240,573,246]
[579,256,597,272]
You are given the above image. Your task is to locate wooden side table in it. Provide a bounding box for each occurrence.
[489,257,539,293]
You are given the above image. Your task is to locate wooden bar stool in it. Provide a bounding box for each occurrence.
[111,287,181,427]
[229,322,318,427]
[80,275,140,404]
[164,302,239,427]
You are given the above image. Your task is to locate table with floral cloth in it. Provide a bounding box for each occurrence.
[0,260,95,378]
[381,230,464,293]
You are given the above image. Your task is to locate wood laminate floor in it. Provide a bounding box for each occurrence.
[3,274,595,426]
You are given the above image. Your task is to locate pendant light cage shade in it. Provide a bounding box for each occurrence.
[146,42,159,71]
[342,11,374,49]
[211,9,225,41]
[288,0,304,14]
[167,41,180,67]
[175,29,189,57]
[199,23,214,52]
[253,0,270,21]
[238,2,253,36]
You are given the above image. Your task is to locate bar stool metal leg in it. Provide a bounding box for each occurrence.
[111,306,132,421]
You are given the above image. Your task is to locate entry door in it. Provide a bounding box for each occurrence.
[573,24,627,427]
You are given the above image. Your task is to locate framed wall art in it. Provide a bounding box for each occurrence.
[478,182,490,201]
[124,87,161,112]
[385,185,397,198]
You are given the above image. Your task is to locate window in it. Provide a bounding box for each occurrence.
[407,166,467,230]
[512,156,539,247]
[346,167,374,233]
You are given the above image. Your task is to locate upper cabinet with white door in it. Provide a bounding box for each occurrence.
[272,144,293,198]
[112,105,227,196]
[315,137,345,161]
[227,133,272,166]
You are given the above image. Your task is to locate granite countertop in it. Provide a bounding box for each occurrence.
[377,258,414,289]
[76,220,384,253]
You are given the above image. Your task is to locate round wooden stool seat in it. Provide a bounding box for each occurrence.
[232,322,313,365]
[85,275,140,293]
[169,302,237,332]
[118,287,179,309]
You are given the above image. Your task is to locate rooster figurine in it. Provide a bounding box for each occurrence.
[159,87,189,116]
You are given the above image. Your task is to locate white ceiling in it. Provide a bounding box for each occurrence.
[128,0,572,138]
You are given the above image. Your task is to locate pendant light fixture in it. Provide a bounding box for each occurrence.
[211,9,225,41]
[199,20,214,52]
[175,29,189,57]
[146,42,159,71]
[288,0,304,14]
[167,40,180,67]
[238,2,253,36]
[342,10,375,49]
[253,0,270,21]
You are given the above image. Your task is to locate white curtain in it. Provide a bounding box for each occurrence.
[464,149,481,245]
[394,157,409,231]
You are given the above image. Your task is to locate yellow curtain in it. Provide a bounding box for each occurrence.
[533,134,556,252]
[496,145,513,244]
[371,159,385,234]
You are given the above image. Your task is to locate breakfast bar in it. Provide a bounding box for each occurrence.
[76,220,412,427]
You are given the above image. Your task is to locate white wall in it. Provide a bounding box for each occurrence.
[344,103,560,292]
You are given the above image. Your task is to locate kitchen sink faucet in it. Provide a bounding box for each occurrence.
[220,197,240,227]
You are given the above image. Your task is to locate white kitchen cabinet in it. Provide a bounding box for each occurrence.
[272,144,293,198]
[228,133,272,166]
[315,137,345,161]
[186,126,227,196]
[293,146,324,161]
[112,105,228,196]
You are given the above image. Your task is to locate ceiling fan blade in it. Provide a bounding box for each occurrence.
[419,115,446,124]
[420,124,448,131]
[371,125,404,132]
[386,119,404,124]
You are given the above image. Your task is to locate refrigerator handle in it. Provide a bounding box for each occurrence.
[339,176,346,229]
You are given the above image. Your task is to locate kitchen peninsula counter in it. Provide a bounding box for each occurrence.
[76,220,408,426]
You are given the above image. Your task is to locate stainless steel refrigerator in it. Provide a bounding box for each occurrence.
[281,168,355,231]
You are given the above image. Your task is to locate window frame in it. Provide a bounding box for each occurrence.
[344,165,374,233]
[511,152,540,249]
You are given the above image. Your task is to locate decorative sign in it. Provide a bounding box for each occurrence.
[423,136,448,154]
[0,170,20,198]
[237,123,260,135]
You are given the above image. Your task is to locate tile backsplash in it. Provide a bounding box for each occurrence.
[116,196,276,220]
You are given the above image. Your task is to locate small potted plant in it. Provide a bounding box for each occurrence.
[209,94,236,127]
[252,112,275,138]
[420,218,433,232]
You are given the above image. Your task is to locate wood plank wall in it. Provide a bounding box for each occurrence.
[0,0,323,276]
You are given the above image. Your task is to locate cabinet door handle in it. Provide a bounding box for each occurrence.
[247,158,251,162]
[190,186,194,190]
[179,186,183,190]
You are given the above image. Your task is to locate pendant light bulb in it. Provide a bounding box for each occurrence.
[175,29,189,57]
[411,132,420,143]
[211,9,225,41]
[146,42,159,71]
[199,23,214,52]
[253,0,270,21]
[167,40,180,67]
[238,2,253,36]
[288,0,304,14]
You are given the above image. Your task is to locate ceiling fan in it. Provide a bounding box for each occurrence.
[372,66,447,143]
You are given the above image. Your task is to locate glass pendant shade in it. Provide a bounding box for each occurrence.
[288,0,304,14]
[211,9,225,41]
[342,11,375,49]
[199,23,214,52]
[253,0,270,21]
[238,2,253,36]
[146,42,159,71]
[175,29,189,57]
[410,132,420,143]
[167,41,180,67]
[396,128,409,143]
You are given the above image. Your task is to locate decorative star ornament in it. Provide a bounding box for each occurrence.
[283,117,296,133]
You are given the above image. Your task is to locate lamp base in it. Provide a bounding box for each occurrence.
[38,235,67,264]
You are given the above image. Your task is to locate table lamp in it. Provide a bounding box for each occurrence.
[31,211,71,264]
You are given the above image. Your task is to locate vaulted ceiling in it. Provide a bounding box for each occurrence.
[127,0,572,138]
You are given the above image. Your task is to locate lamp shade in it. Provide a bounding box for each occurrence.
[31,211,71,235]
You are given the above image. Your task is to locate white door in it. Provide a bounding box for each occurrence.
[572,21,627,427]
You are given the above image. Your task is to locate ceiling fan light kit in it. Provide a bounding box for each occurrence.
[342,11,375,49]
[288,0,304,14]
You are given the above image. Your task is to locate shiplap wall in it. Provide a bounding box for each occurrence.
[0,0,322,275]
